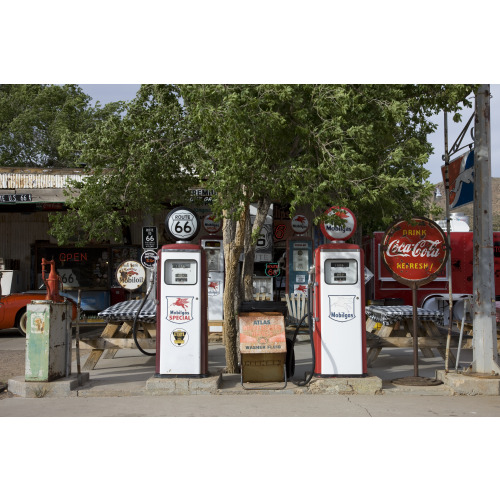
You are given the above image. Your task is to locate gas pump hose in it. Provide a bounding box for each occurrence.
[132,273,156,357]
[291,311,315,386]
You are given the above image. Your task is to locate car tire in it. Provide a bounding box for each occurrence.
[15,308,27,336]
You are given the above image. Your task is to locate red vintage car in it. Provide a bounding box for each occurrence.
[0,291,77,336]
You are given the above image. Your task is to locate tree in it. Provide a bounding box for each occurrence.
[49,83,476,374]
[0,84,96,168]
[179,84,476,371]
[50,85,197,244]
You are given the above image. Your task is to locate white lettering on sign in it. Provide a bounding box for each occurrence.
[386,239,441,258]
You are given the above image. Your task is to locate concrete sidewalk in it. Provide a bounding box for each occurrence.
[6,338,469,397]
[2,329,500,416]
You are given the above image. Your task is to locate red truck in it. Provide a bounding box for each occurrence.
[363,231,500,323]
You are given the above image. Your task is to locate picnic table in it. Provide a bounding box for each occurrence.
[81,300,157,371]
[364,305,455,367]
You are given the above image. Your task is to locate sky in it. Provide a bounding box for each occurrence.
[79,84,499,184]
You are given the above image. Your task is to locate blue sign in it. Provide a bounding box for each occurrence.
[442,149,474,210]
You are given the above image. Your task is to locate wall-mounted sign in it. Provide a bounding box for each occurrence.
[291,214,309,234]
[165,206,200,241]
[320,206,357,241]
[265,263,281,277]
[116,260,146,290]
[203,214,222,234]
[0,194,33,203]
[381,217,449,287]
[142,226,158,249]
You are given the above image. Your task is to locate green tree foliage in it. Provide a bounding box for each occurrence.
[50,85,197,244]
[0,84,95,168]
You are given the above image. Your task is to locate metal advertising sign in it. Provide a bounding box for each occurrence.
[441,149,474,210]
[142,226,158,249]
[381,217,449,287]
[141,250,158,269]
[239,312,286,353]
[203,214,222,234]
[291,214,309,234]
[320,206,357,241]
[116,260,146,290]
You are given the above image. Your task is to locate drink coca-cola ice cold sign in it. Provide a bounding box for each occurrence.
[382,217,449,286]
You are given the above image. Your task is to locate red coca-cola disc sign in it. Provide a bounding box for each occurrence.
[382,217,449,286]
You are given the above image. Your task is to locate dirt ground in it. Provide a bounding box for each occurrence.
[0,349,24,399]
[0,341,90,400]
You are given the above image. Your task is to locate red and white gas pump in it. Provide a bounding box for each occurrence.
[313,207,367,376]
[156,207,208,377]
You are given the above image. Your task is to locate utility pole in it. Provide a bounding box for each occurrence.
[472,84,500,374]
[443,111,454,372]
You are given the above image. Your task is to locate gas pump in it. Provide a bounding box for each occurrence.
[156,207,208,377]
[201,239,224,331]
[312,207,367,377]
[287,240,312,295]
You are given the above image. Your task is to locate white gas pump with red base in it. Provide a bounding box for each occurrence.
[155,208,208,377]
[313,207,367,377]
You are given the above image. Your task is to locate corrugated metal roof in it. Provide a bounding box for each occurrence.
[0,168,87,189]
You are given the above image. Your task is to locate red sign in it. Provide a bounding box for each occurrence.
[382,217,448,286]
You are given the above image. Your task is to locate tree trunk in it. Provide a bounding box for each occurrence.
[241,198,272,300]
[222,205,247,373]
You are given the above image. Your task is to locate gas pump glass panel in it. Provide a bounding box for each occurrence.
[207,248,222,272]
[165,260,198,285]
[292,249,309,271]
[325,259,358,285]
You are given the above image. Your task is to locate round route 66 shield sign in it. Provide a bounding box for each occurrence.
[165,206,200,241]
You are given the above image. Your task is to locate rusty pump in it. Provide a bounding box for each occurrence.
[41,258,64,302]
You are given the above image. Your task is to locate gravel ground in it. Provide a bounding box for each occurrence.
[0,330,94,400]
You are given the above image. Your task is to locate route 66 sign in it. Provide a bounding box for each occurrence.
[265,263,280,277]
[142,226,158,249]
[165,206,200,242]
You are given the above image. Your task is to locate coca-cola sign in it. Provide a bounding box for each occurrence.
[382,217,449,286]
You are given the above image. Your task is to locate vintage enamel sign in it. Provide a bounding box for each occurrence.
[291,214,309,234]
[320,206,357,241]
[116,260,146,290]
[382,217,449,287]
[203,214,222,234]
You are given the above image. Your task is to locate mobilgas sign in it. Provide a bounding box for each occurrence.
[320,206,357,241]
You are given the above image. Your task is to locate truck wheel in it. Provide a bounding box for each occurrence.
[15,308,28,336]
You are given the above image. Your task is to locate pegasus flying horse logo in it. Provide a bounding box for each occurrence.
[166,297,194,323]
[172,298,190,310]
